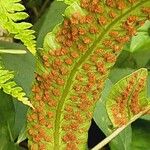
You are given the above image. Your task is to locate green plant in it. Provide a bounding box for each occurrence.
[107,68,149,127]
[27,0,150,149]
[0,65,33,108]
[0,0,35,108]
[0,0,36,54]
[93,68,150,150]
[0,0,150,150]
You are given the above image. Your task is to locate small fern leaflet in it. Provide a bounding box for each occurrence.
[106,68,150,127]
[0,0,36,55]
[92,69,150,150]
[0,66,33,108]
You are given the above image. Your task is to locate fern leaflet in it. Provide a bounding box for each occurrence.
[106,68,149,127]
[0,0,36,55]
[0,65,33,108]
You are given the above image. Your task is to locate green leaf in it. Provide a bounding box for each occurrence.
[130,33,150,53]
[114,50,137,69]
[114,49,150,69]
[141,114,150,121]
[94,80,132,150]
[1,48,35,139]
[1,51,35,97]
[129,21,150,53]
[132,50,150,68]
[106,68,149,128]
[27,0,150,149]
[0,91,15,145]
[109,68,135,84]
[0,0,36,55]
[9,12,29,21]
[0,66,33,108]
[0,135,21,150]
[131,120,150,150]
[36,1,67,48]
[0,41,26,50]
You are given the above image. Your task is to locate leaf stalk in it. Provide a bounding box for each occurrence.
[92,107,150,150]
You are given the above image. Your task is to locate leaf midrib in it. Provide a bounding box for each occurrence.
[54,1,148,149]
[126,70,144,119]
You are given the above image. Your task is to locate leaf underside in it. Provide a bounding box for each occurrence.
[106,68,149,128]
[27,0,150,150]
[0,0,36,55]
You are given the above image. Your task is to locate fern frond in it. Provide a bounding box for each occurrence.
[0,0,36,55]
[27,0,150,149]
[0,66,33,108]
[106,68,149,127]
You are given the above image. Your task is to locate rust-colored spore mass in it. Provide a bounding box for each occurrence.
[130,77,146,114]
[27,0,149,149]
[111,73,147,127]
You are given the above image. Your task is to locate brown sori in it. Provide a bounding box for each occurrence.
[27,0,150,150]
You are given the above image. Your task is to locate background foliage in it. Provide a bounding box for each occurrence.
[0,0,150,150]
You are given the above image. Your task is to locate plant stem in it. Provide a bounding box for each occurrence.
[91,107,150,150]
[0,49,26,54]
